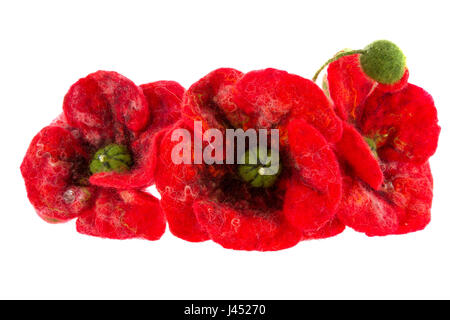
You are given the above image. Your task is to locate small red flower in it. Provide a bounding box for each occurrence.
[325,54,440,235]
[21,71,185,240]
[155,68,345,251]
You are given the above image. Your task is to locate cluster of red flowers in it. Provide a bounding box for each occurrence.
[21,42,440,251]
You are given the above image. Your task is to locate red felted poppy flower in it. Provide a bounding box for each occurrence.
[155,68,345,251]
[325,54,440,236]
[21,71,185,240]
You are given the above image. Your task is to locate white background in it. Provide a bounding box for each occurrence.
[1,0,449,299]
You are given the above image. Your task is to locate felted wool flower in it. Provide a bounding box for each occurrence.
[324,54,440,236]
[155,68,345,251]
[21,71,185,240]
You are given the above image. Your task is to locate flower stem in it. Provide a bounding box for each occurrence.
[312,49,366,82]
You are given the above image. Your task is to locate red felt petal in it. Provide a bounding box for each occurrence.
[232,68,292,127]
[303,216,345,240]
[194,200,303,251]
[387,161,433,234]
[338,161,433,236]
[90,81,185,189]
[283,182,341,233]
[161,193,209,242]
[76,189,165,240]
[21,125,95,222]
[334,122,383,190]
[140,80,185,131]
[287,119,341,193]
[360,84,440,164]
[234,68,342,142]
[337,174,398,236]
[63,74,113,145]
[63,71,149,147]
[155,121,200,190]
[154,122,210,242]
[183,68,247,130]
[283,119,342,231]
[326,54,375,122]
[99,72,149,132]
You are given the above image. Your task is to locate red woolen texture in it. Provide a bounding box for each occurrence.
[87,78,186,190]
[303,217,345,240]
[22,71,186,241]
[283,119,342,231]
[360,84,440,164]
[326,54,376,122]
[156,68,345,250]
[20,125,96,223]
[182,68,246,131]
[161,194,209,242]
[140,80,185,131]
[327,55,439,236]
[334,122,383,190]
[76,189,165,240]
[155,122,210,242]
[63,71,149,147]
[194,201,303,251]
[233,68,343,143]
[194,200,345,251]
[338,161,433,236]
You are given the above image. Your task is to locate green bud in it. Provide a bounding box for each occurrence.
[89,144,132,174]
[359,40,406,84]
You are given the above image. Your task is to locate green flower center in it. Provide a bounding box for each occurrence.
[238,147,282,188]
[89,144,132,174]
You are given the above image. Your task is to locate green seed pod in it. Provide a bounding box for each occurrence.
[238,147,281,188]
[359,40,406,84]
[89,144,132,174]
